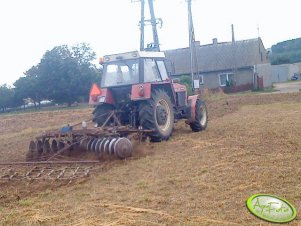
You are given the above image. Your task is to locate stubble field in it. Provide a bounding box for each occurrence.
[0,92,301,225]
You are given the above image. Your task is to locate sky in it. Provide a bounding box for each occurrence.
[0,0,301,86]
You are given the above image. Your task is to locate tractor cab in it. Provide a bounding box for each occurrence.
[100,51,169,88]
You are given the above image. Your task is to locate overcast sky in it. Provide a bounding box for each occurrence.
[1,0,300,86]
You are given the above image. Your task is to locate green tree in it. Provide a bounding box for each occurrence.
[270,37,301,65]
[0,84,14,112]
[38,43,101,105]
[14,66,44,109]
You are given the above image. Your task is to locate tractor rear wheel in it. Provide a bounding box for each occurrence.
[139,90,174,142]
[93,104,114,127]
[190,99,208,132]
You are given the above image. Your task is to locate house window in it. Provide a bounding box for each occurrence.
[219,73,234,86]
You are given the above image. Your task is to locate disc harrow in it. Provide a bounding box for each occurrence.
[26,126,148,162]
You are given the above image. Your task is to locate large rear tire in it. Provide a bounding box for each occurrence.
[190,99,208,132]
[93,104,114,127]
[139,90,174,142]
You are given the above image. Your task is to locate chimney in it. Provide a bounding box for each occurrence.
[212,38,218,45]
[231,24,235,43]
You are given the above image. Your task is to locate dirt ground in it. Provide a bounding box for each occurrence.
[0,92,301,225]
[273,81,301,93]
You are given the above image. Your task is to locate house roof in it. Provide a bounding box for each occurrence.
[164,38,269,75]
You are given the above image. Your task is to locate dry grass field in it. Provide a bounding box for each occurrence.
[0,92,301,225]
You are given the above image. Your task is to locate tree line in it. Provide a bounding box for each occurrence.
[0,43,101,112]
[269,38,301,65]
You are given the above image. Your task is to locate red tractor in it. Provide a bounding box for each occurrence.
[89,50,207,142]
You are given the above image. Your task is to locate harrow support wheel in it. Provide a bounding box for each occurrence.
[139,89,174,142]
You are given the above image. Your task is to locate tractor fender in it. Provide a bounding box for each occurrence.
[131,83,152,100]
[185,94,199,124]
[131,82,176,104]
[89,83,115,105]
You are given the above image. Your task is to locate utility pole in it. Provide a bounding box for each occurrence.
[187,0,198,90]
[140,0,145,51]
[148,0,160,51]
[133,0,161,51]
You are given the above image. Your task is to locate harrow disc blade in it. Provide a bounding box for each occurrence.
[29,140,36,152]
[26,140,37,161]
[51,139,58,152]
[80,138,89,150]
[58,141,65,150]
[104,139,111,154]
[43,140,51,154]
[91,139,99,152]
[114,138,133,159]
[108,138,118,155]
[98,138,107,153]
[36,140,43,154]
[86,138,95,151]
[95,139,103,153]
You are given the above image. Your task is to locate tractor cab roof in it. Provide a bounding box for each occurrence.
[101,51,165,63]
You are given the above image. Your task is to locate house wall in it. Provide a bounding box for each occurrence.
[256,63,273,88]
[202,71,221,89]
[201,68,253,90]
[271,64,299,83]
[288,64,299,79]
[234,68,253,86]
[271,65,289,82]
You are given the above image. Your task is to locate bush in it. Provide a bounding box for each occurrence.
[179,75,193,95]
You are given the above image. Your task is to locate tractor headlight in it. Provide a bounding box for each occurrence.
[98,96,106,103]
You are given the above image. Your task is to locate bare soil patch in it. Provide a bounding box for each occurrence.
[0,93,301,225]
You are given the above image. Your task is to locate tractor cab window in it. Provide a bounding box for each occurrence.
[101,60,139,87]
[156,61,168,81]
[144,59,161,82]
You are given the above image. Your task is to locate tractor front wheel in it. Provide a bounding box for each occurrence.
[190,99,208,132]
[139,90,174,142]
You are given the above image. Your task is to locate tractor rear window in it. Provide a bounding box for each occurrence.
[157,61,169,80]
[144,59,161,82]
[101,60,139,87]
